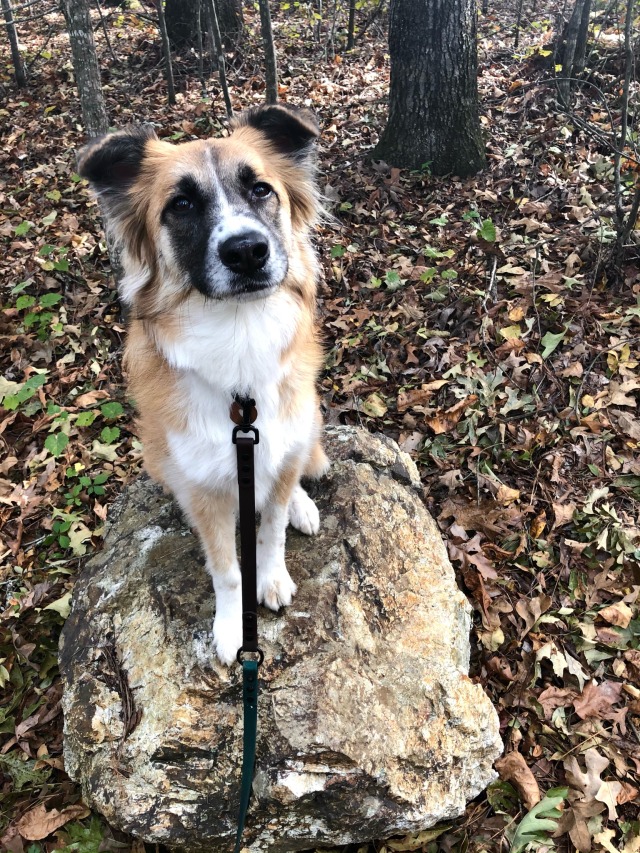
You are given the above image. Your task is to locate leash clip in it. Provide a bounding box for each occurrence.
[232,424,260,445]
[237,647,265,666]
[231,394,260,444]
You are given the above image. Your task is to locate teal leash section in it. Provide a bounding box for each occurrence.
[230,395,263,853]
[233,659,259,853]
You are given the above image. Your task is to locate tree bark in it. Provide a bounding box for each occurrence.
[205,0,233,117]
[572,0,591,76]
[374,0,485,177]
[166,0,242,48]
[258,0,278,104]
[556,0,591,102]
[1,0,27,88]
[347,0,356,49]
[157,0,176,105]
[61,0,109,137]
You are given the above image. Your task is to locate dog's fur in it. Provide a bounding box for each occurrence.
[79,105,327,664]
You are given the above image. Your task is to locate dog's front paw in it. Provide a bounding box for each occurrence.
[288,485,320,535]
[212,613,243,666]
[257,559,297,611]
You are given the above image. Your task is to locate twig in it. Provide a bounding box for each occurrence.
[10,0,45,11]
[94,0,117,64]
[8,5,56,25]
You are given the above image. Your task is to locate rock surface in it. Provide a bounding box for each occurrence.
[60,426,502,852]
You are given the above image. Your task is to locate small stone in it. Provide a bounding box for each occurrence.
[60,426,501,852]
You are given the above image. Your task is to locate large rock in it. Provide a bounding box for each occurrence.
[60,426,501,852]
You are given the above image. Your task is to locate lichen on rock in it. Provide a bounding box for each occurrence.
[60,426,502,852]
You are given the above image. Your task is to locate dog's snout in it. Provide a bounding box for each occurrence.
[219,231,270,275]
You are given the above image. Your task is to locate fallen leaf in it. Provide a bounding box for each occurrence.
[75,389,110,407]
[495,751,541,809]
[537,685,577,719]
[425,394,478,434]
[16,803,89,841]
[362,392,387,418]
[595,779,622,820]
[598,601,633,629]
[516,595,552,639]
[573,680,622,720]
[553,501,576,528]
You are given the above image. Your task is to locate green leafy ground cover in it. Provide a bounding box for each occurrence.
[0,2,639,851]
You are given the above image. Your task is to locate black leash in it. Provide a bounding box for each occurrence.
[230,394,263,853]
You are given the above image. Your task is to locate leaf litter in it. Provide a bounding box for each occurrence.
[0,0,639,851]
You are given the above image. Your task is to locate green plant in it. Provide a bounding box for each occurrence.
[63,468,111,507]
[57,817,106,853]
[507,787,568,853]
[2,372,48,412]
[14,288,64,340]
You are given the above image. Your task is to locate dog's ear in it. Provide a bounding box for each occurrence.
[77,125,157,196]
[78,126,158,267]
[232,104,319,161]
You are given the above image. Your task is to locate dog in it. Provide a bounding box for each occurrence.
[78,104,328,665]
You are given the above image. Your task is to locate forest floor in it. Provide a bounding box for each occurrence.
[1,1,640,852]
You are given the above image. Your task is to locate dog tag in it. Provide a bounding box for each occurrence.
[230,400,258,426]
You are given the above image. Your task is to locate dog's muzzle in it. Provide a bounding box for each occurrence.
[219,231,270,278]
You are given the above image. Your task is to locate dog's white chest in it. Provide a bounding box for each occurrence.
[160,292,313,506]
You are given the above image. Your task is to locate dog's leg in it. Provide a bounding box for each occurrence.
[287,437,328,535]
[257,465,299,611]
[288,484,320,535]
[304,439,330,479]
[182,487,242,665]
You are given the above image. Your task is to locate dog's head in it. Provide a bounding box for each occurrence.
[78,104,320,312]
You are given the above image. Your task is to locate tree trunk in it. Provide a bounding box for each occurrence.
[61,0,109,137]
[347,0,356,48]
[157,0,176,104]
[572,0,591,76]
[258,0,278,104]
[514,0,524,48]
[374,0,485,177]
[166,0,242,48]
[1,0,27,88]
[206,0,233,117]
[556,0,591,102]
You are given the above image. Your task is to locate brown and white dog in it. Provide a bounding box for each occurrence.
[78,105,327,665]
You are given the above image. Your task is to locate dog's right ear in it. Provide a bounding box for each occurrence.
[77,125,157,198]
[78,126,158,265]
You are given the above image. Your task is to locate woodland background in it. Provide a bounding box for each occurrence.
[0,1,640,852]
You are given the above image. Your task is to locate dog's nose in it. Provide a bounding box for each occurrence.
[219,231,270,275]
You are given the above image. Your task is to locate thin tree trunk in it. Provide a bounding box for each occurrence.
[61,0,109,137]
[206,0,233,117]
[572,0,591,76]
[482,0,488,13]
[1,0,26,87]
[157,0,176,105]
[347,0,356,48]
[374,0,485,177]
[326,0,338,60]
[196,0,206,94]
[614,0,634,238]
[556,0,589,103]
[514,0,524,47]
[257,0,278,104]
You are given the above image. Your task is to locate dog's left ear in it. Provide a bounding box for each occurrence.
[232,104,319,161]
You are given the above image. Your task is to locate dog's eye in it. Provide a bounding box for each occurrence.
[171,196,194,214]
[252,182,273,200]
